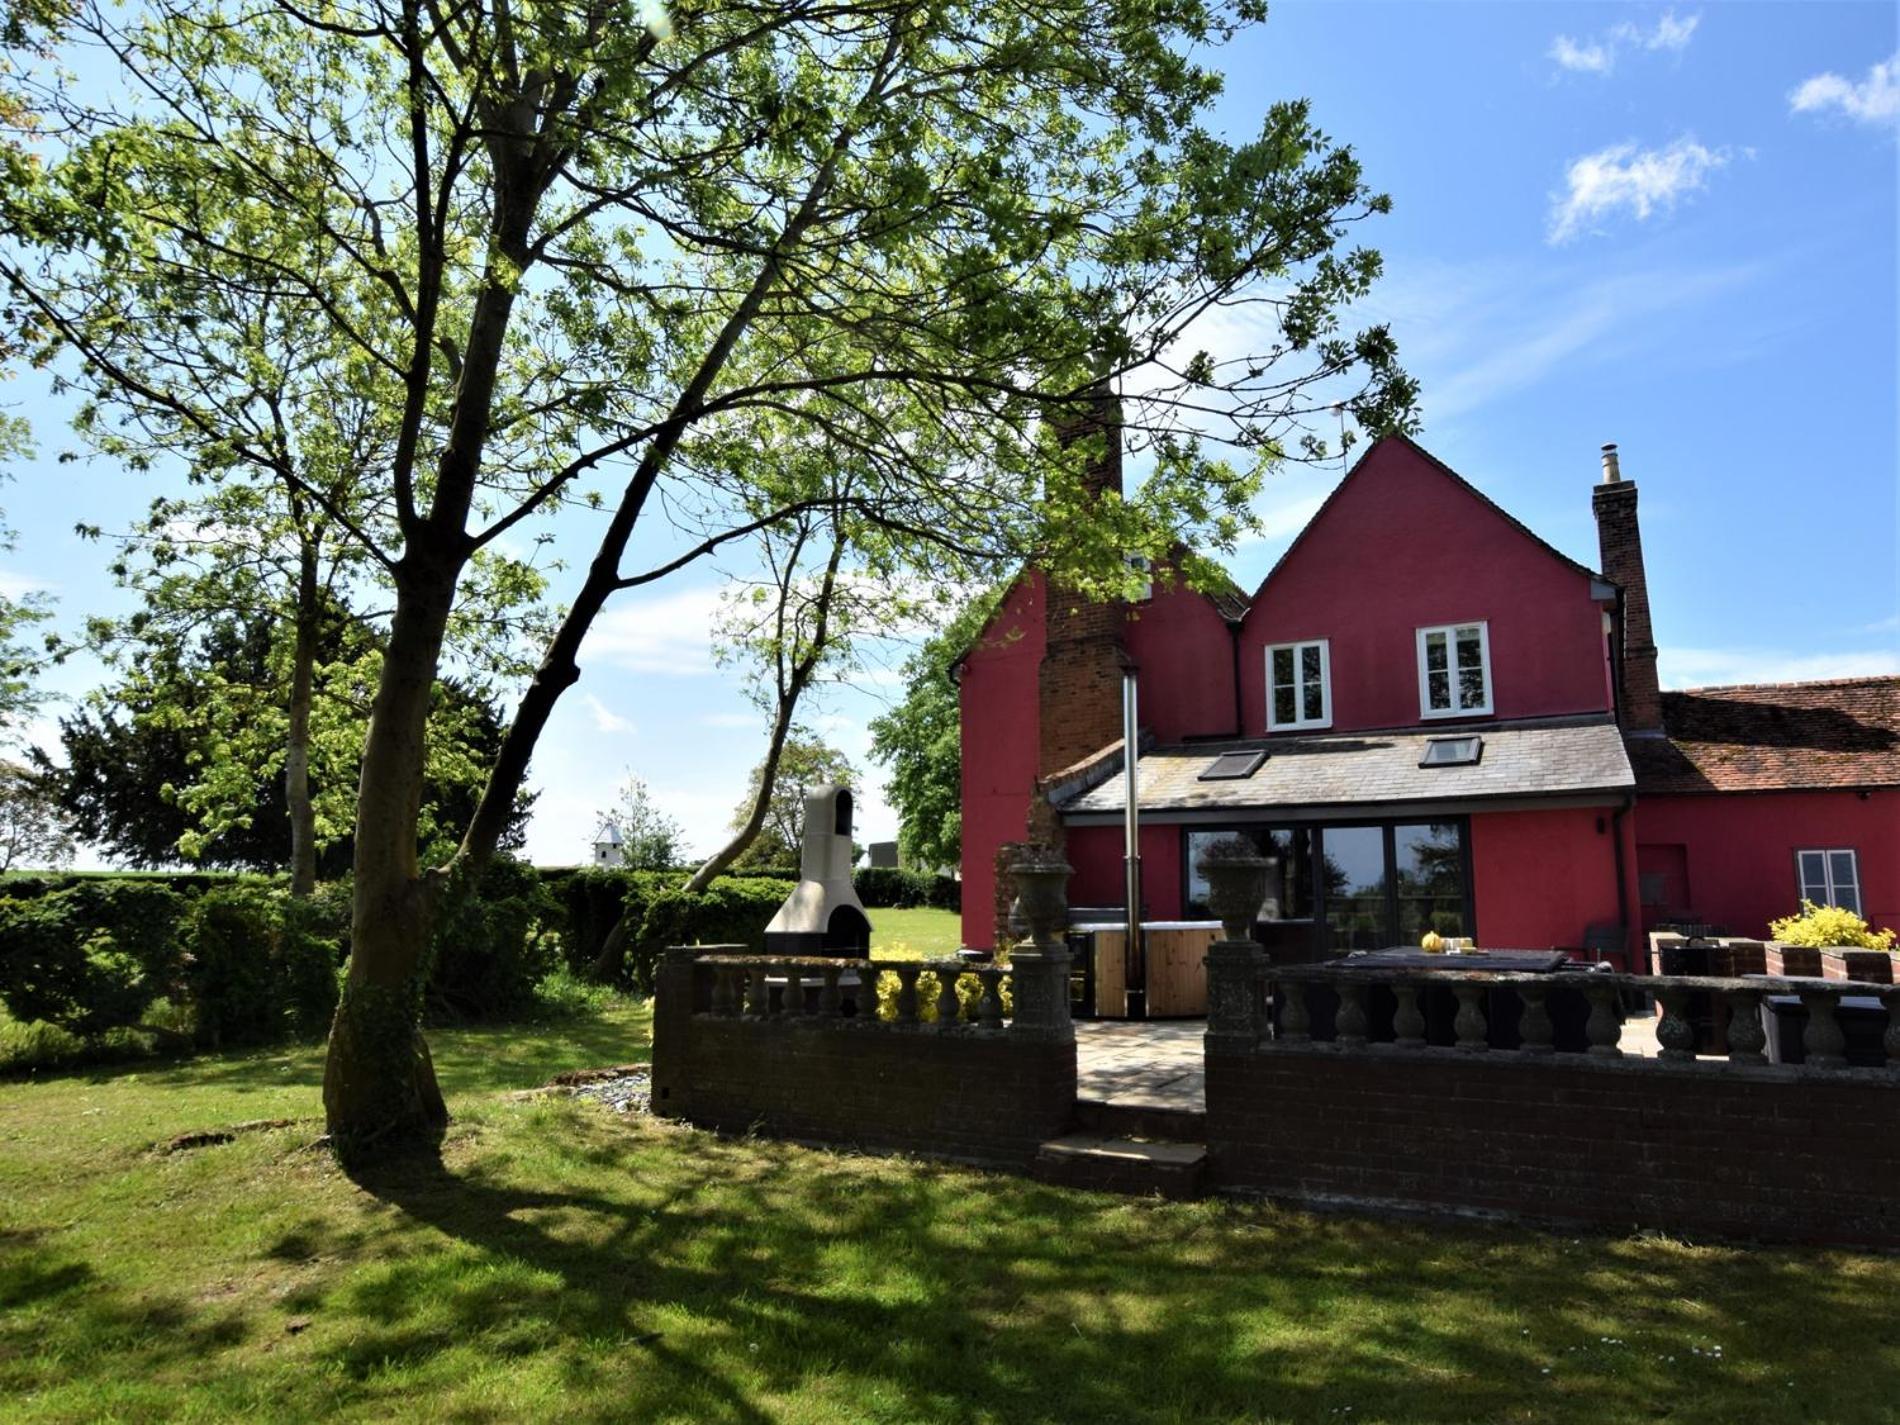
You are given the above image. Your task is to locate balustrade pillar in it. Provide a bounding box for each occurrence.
[784,967,807,1017]
[1335,981,1369,1048]
[855,963,880,1021]
[1723,987,1767,1066]
[1655,985,1696,1062]
[1392,982,1426,1049]
[1584,982,1622,1057]
[745,964,768,1018]
[1452,983,1488,1051]
[894,965,922,1025]
[1278,980,1311,1043]
[1517,983,1554,1054]
[710,963,738,1016]
[935,966,961,1027]
[1799,987,1847,1068]
[976,967,1007,1029]
[1884,987,1900,1070]
[819,966,842,1019]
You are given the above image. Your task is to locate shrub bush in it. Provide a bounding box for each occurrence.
[0,881,189,1036]
[630,876,796,992]
[185,885,341,1048]
[1769,901,1896,950]
[427,855,561,1019]
[853,867,959,911]
[548,867,684,976]
[870,965,1012,1023]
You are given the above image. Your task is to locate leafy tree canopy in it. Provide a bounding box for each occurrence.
[730,730,855,869]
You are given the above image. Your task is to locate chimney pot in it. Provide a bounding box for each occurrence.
[1600,443,1622,484]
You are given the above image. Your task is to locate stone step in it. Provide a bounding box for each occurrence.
[1074,1097,1207,1144]
[1033,1133,1207,1200]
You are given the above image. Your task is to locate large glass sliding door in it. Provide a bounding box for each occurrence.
[1321,826,1388,951]
[1183,819,1472,951]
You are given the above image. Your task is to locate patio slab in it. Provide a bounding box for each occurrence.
[1074,1019,1205,1113]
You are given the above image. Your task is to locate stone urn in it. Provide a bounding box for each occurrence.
[1195,834,1270,943]
[1008,849,1073,949]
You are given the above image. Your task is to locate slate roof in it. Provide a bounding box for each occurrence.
[1629,676,1900,795]
[1054,716,1635,819]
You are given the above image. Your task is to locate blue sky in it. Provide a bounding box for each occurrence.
[4,1,1896,868]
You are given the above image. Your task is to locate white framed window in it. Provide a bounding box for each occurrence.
[1266,639,1331,731]
[1125,553,1152,602]
[1796,849,1862,915]
[1416,621,1492,719]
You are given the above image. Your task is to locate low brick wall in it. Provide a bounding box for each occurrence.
[652,945,1078,1169]
[1207,1044,1900,1247]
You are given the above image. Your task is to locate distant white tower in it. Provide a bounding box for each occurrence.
[593,823,624,868]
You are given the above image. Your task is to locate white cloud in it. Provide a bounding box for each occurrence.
[1551,11,1698,75]
[1613,11,1700,54]
[1548,137,1728,244]
[1549,35,1613,75]
[583,693,635,735]
[1789,54,1900,126]
[588,585,723,675]
[1660,647,1900,690]
[0,570,50,600]
[700,711,757,729]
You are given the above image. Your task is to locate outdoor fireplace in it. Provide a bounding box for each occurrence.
[762,784,872,956]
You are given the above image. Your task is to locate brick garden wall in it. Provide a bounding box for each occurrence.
[652,949,1078,1169]
[1207,1044,1900,1247]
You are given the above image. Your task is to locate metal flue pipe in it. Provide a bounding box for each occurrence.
[1121,667,1145,1019]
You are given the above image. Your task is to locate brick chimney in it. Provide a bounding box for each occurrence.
[1038,381,1130,777]
[1592,443,1664,734]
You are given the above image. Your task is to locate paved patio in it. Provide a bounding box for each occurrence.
[1074,1020,1206,1112]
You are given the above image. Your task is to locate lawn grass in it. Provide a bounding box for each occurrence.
[3,1003,1899,1424]
[867,904,962,958]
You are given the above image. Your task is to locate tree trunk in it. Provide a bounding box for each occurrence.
[687,693,801,895]
[321,545,460,1158]
[284,542,320,898]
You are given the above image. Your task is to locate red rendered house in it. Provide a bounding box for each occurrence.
[955,432,1897,959]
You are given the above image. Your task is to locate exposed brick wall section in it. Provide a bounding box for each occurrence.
[656,1017,1077,1169]
[1207,1045,1900,1247]
[1039,380,1129,776]
[1593,480,1663,733]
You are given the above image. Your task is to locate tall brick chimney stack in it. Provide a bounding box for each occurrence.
[1038,381,1130,777]
[1592,442,1664,734]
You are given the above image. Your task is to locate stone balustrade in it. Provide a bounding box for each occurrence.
[691,954,1022,1031]
[1206,958,1900,1072]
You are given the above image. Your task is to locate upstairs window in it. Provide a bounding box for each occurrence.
[1266,639,1331,731]
[1797,849,1861,915]
[1125,553,1153,602]
[1417,622,1492,719]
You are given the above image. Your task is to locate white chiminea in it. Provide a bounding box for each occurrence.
[762,784,871,955]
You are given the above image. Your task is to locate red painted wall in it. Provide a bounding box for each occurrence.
[1064,822,1185,918]
[958,568,1238,949]
[1125,572,1239,742]
[1238,439,1613,735]
[1469,807,1631,954]
[1633,789,1899,938]
[958,576,1045,949]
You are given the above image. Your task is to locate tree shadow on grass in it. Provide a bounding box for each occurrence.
[331,1109,1897,1425]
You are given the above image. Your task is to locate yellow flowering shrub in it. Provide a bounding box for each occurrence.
[1768,901,1896,950]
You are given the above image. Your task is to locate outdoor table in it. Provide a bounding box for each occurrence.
[1341,948,1572,973]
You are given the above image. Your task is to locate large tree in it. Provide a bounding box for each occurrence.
[4,0,1414,1154]
[34,610,531,872]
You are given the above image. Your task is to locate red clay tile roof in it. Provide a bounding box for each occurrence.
[1629,676,1900,794]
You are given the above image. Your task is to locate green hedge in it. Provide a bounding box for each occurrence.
[427,857,561,1020]
[853,867,959,911]
[184,885,340,1048]
[0,881,191,1036]
[629,876,796,991]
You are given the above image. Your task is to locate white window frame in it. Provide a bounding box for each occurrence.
[1416,621,1493,720]
[1795,848,1862,915]
[1265,639,1332,732]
